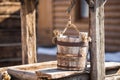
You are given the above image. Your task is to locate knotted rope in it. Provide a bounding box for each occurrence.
[62,15,80,35]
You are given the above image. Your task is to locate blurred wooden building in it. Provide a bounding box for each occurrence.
[38,0,120,52]
[0,0,21,67]
[0,0,120,66]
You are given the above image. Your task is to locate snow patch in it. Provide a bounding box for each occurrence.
[105,52,120,62]
[37,47,57,55]
[37,47,120,62]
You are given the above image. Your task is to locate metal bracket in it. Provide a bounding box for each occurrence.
[35,0,39,7]
[85,0,95,10]
[85,0,107,10]
[20,0,24,5]
[67,0,77,14]
[103,0,107,6]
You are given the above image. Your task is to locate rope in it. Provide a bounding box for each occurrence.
[64,0,79,35]
[52,0,80,44]
[67,0,77,14]
[62,15,80,35]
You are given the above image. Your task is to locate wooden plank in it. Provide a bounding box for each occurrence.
[36,68,89,80]
[105,45,120,52]
[105,74,120,80]
[37,0,53,46]
[0,61,57,80]
[89,0,105,80]
[105,32,120,39]
[0,30,21,43]
[0,58,21,62]
[105,12,120,18]
[54,6,69,12]
[105,5,120,12]
[0,15,20,28]
[0,43,21,47]
[8,69,37,80]
[105,19,120,25]
[20,0,37,64]
[36,62,120,80]
[0,61,120,80]
[105,25,120,32]
[0,46,21,56]
[105,39,120,45]
[53,0,70,5]
[0,2,20,15]
[0,15,20,19]
[105,0,120,4]
[0,2,20,6]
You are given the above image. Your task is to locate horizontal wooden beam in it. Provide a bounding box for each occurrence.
[0,61,120,80]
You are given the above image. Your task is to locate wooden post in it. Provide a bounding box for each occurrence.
[89,0,105,80]
[20,0,37,64]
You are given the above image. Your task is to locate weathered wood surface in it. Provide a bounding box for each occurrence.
[8,69,37,80]
[37,61,120,80]
[89,0,106,80]
[0,61,56,80]
[20,0,37,64]
[36,67,89,80]
[0,2,20,15]
[105,74,120,80]
[57,32,89,70]
[36,62,120,80]
[0,61,120,80]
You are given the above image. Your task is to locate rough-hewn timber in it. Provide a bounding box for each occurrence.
[89,0,105,80]
[0,61,120,80]
[20,0,37,64]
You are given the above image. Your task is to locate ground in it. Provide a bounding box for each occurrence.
[37,54,56,62]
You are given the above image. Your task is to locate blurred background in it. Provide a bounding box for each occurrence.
[0,0,120,67]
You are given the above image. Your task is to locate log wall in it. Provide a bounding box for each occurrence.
[105,0,120,52]
[0,1,21,67]
[0,0,120,65]
[49,0,120,52]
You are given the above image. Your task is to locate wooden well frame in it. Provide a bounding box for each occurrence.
[20,0,106,80]
[0,0,117,80]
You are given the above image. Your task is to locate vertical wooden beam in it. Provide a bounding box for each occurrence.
[20,0,37,64]
[89,0,105,80]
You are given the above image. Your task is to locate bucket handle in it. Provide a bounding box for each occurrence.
[61,16,80,35]
[52,16,80,44]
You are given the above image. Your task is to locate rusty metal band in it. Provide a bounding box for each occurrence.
[57,53,82,57]
[56,40,88,47]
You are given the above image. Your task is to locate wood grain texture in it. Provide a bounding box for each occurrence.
[8,69,37,80]
[57,32,88,71]
[0,61,57,80]
[36,68,89,80]
[20,0,37,64]
[105,74,120,80]
[0,2,20,15]
[0,61,120,80]
[89,0,105,80]
[36,61,120,80]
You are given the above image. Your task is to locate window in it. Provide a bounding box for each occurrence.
[74,0,89,22]
[81,0,89,18]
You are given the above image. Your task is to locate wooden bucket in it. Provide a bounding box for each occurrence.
[56,32,89,71]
